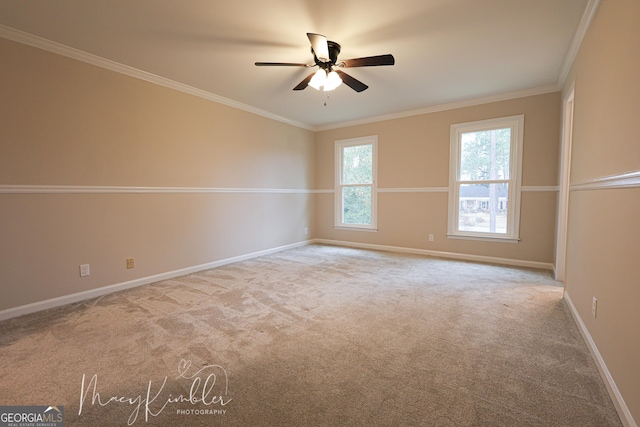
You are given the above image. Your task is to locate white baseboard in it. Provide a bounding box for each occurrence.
[4,239,633,426]
[0,240,312,321]
[0,239,554,321]
[313,239,555,271]
[564,291,637,427]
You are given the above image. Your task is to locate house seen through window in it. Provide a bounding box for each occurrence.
[448,115,524,241]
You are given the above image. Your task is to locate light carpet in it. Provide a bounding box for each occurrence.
[0,245,622,426]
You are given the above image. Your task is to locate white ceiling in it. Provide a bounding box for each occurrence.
[0,0,589,130]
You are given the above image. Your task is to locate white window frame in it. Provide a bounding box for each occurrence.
[335,136,378,231]
[447,115,524,243]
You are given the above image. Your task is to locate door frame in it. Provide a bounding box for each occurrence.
[555,84,575,282]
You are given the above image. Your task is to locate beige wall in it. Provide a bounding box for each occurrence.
[0,38,315,311]
[1,35,561,315]
[315,92,561,265]
[562,0,640,422]
[1,4,636,423]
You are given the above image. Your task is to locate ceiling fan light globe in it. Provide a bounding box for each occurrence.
[324,71,343,91]
[309,69,326,90]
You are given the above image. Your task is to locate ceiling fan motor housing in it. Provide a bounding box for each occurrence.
[314,41,341,68]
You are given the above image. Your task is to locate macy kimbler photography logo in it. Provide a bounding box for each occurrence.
[0,406,64,427]
[78,359,231,425]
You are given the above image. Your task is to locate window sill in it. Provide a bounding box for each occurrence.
[446,233,520,243]
[335,225,378,232]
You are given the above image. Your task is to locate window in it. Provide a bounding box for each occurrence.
[335,136,378,230]
[448,115,524,242]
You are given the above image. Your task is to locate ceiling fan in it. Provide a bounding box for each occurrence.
[255,33,395,93]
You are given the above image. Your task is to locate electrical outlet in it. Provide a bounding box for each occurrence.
[79,264,90,277]
[304,227,309,235]
[126,258,135,269]
[428,234,434,242]
[592,297,597,318]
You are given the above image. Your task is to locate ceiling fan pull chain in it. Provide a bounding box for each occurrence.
[324,91,329,107]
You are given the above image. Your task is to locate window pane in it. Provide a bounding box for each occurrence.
[342,144,373,184]
[460,128,511,181]
[458,183,508,234]
[342,186,371,225]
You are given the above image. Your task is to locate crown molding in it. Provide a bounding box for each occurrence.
[0,25,314,131]
[557,0,601,87]
[312,84,560,132]
[2,11,590,135]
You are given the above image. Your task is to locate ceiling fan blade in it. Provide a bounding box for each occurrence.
[307,33,330,62]
[293,72,316,91]
[340,54,395,68]
[255,62,311,67]
[334,69,368,92]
